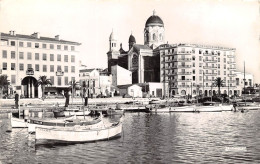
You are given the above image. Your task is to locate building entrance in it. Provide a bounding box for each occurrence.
[21,76,38,98]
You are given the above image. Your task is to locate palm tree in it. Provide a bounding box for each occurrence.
[0,75,10,98]
[36,76,52,100]
[69,80,80,104]
[214,77,225,96]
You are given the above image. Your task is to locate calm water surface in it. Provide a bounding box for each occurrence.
[0,111,259,163]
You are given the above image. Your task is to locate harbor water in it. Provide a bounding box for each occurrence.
[0,111,259,163]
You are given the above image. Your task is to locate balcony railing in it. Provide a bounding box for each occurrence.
[173,58,192,62]
[228,67,236,70]
[26,68,34,75]
[174,65,192,68]
[228,74,236,77]
[227,55,234,58]
[227,61,236,64]
[203,59,218,63]
[173,79,192,82]
[203,66,218,69]
[174,72,192,75]
[204,72,217,76]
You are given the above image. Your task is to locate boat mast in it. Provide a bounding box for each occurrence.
[244,61,246,106]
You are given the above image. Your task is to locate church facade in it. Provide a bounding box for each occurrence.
[107,11,162,84]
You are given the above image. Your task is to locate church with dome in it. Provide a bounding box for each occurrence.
[107,10,163,84]
[107,11,239,98]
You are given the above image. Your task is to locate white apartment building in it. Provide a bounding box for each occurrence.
[159,43,238,97]
[0,31,81,98]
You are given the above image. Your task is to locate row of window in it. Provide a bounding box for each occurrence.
[2,50,75,62]
[163,48,233,56]
[8,75,75,85]
[164,55,229,62]
[10,41,75,51]
[49,76,75,86]
[2,63,75,73]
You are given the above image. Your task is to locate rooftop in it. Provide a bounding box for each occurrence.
[1,32,81,45]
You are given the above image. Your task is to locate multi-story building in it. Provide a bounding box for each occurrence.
[158,44,237,97]
[0,31,81,98]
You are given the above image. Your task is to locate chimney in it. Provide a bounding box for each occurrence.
[35,32,40,39]
[9,31,12,35]
[12,31,16,36]
[32,32,40,39]
[55,35,60,40]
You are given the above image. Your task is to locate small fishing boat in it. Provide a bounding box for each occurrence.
[35,121,122,143]
[220,104,233,111]
[195,102,222,112]
[170,105,196,112]
[233,102,260,111]
[28,116,102,133]
[53,107,91,118]
[11,116,28,128]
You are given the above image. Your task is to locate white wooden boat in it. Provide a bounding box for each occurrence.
[195,102,222,112]
[234,102,260,111]
[53,110,91,117]
[28,116,101,133]
[220,105,233,111]
[195,106,222,112]
[170,106,196,112]
[11,117,28,128]
[35,121,122,143]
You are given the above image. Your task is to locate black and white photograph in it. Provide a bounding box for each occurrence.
[0,0,259,163]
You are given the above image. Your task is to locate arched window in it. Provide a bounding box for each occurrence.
[159,33,162,40]
[153,33,156,40]
[193,90,196,95]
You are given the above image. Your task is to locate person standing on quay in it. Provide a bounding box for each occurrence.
[14,92,19,109]
[65,91,70,107]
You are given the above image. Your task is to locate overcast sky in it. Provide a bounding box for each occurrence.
[0,0,260,82]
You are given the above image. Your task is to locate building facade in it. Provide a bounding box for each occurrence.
[79,68,112,97]
[106,11,248,97]
[0,31,81,98]
[157,44,237,97]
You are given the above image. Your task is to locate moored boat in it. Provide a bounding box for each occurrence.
[28,116,101,133]
[195,102,222,112]
[11,116,28,128]
[170,105,196,112]
[35,121,122,143]
[233,102,260,111]
[53,109,91,118]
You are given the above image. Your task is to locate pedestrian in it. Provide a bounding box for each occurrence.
[14,92,19,109]
[65,91,70,107]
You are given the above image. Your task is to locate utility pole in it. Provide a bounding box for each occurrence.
[203,70,204,97]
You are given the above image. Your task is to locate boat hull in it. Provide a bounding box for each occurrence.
[11,117,28,128]
[220,105,233,111]
[170,106,195,112]
[28,117,101,133]
[195,106,222,112]
[35,122,122,143]
[53,110,91,117]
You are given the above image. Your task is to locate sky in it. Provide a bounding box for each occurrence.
[0,0,260,82]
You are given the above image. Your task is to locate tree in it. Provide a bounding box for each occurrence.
[0,75,10,98]
[69,80,80,104]
[36,76,52,100]
[214,77,224,96]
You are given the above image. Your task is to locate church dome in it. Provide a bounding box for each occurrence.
[128,34,136,43]
[145,13,164,27]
